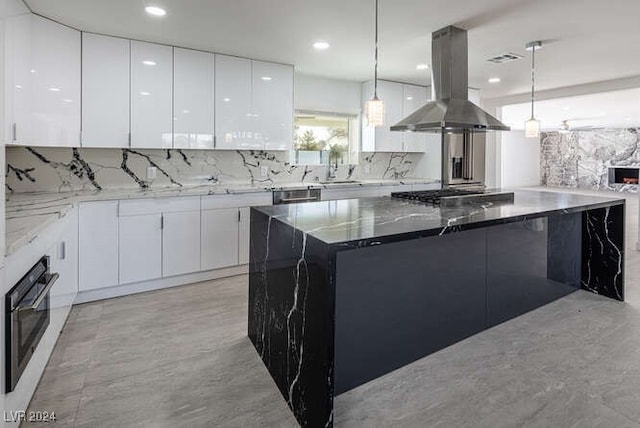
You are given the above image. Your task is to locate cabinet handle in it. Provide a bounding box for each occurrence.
[160,214,164,230]
[12,123,17,142]
[128,132,131,146]
[59,241,66,260]
[213,135,217,148]
[238,210,241,223]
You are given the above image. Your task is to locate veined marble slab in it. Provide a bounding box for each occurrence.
[5,178,439,256]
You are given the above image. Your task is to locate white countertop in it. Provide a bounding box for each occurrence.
[5,178,439,256]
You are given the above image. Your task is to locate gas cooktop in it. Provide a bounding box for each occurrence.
[391,189,515,207]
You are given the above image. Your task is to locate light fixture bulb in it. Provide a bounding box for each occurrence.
[145,6,166,16]
[525,118,541,138]
[488,77,501,83]
[416,64,429,70]
[365,97,385,127]
[313,41,330,50]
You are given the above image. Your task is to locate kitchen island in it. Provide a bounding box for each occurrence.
[248,189,625,427]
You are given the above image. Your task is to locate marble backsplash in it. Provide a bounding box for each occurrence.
[540,128,640,192]
[5,147,426,193]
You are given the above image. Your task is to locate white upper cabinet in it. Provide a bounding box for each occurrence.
[82,33,130,148]
[402,84,429,152]
[131,41,173,148]
[5,14,80,146]
[252,60,294,150]
[215,54,293,150]
[173,47,215,149]
[215,54,253,150]
[362,80,430,153]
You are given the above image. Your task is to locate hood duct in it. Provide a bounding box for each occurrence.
[390,26,510,133]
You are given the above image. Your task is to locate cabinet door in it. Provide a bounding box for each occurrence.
[173,47,214,149]
[119,214,162,284]
[214,54,253,150]
[79,201,119,291]
[238,207,250,265]
[163,210,201,276]
[252,60,293,151]
[82,33,130,148]
[201,208,240,270]
[49,208,78,308]
[374,81,404,152]
[7,15,80,146]
[131,41,173,148]
[402,84,429,152]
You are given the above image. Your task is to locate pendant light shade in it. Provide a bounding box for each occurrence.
[365,96,385,127]
[525,41,542,138]
[365,0,384,127]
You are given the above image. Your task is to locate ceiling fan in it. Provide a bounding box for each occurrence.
[557,119,602,134]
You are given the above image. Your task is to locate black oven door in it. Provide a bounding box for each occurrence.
[5,257,59,393]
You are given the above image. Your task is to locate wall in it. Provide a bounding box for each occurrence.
[540,128,640,192]
[501,130,541,188]
[6,147,425,193]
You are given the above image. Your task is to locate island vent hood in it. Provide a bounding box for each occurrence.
[390,26,510,133]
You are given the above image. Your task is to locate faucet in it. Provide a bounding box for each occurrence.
[325,159,338,181]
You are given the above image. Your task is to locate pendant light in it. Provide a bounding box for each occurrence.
[365,0,385,127]
[524,41,542,138]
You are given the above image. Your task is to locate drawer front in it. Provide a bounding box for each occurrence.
[321,186,381,201]
[411,183,441,192]
[119,196,201,216]
[201,192,272,210]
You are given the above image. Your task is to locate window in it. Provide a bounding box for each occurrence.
[292,111,359,165]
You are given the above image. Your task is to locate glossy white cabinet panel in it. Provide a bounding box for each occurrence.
[238,207,250,265]
[321,186,381,200]
[162,210,201,277]
[214,54,253,150]
[6,14,80,146]
[252,60,293,150]
[119,214,162,284]
[118,196,200,216]
[469,88,480,105]
[49,207,78,308]
[131,41,173,148]
[82,33,130,148]
[78,201,119,291]
[173,47,215,149]
[200,192,272,210]
[402,84,429,152]
[201,208,239,270]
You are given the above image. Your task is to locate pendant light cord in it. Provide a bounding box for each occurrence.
[374,0,379,99]
[530,45,536,119]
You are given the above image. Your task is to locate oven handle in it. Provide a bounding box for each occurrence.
[278,197,320,203]
[18,273,59,312]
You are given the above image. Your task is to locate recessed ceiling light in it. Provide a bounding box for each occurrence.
[563,106,570,111]
[140,91,151,96]
[406,96,414,100]
[488,77,501,83]
[313,41,330,50]
[142,60,156,66]
[49,87,60,92]
[223,98,231,102]
[182,109,190,114]
[145,6,166,16]
[63,99,73,103]
[416,64,429,70]
[15,85,22,89]
[261,76,272,81]
[30,69,36,73]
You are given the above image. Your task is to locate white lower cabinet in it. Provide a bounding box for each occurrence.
[119,213,162,284]
[163,210,201,277]
[78,201,119,291]
[238,207,251,265]
[201,208,240,270]
[49,207,79,308]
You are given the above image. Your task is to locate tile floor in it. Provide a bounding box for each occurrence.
[26,188,640,427]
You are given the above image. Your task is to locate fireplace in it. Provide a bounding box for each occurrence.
[608,167,639,185]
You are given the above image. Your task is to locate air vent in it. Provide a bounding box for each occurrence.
[486,52,524,64]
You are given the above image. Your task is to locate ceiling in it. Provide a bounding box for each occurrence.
[502,88,640,130]
[24,0,640,99]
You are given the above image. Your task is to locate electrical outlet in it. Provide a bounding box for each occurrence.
[261,166,269,177]
[147,166,157,181]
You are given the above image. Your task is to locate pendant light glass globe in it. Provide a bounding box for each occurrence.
[365,96,385,127]
[525,118,541,138]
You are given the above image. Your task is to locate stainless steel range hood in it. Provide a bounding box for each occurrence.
[390,26,509,133]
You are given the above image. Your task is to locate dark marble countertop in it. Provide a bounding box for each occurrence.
[254,189,626,245]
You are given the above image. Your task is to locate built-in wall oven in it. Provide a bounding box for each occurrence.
[5,256,59,393]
